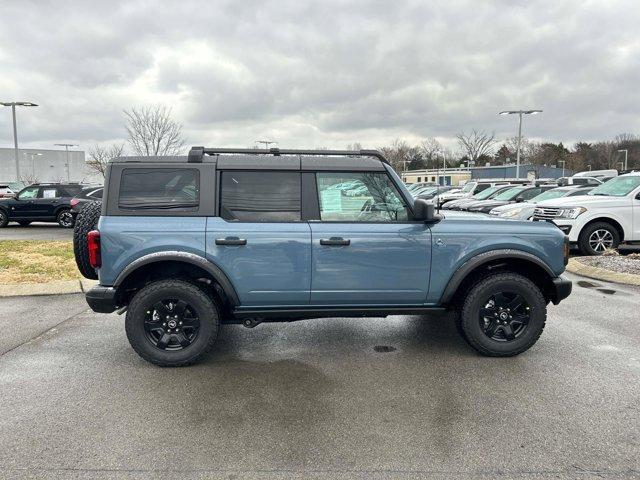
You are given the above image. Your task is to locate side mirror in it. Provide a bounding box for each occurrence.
[413,198,435,222]
[515,196,525,203]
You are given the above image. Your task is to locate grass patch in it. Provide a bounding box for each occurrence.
[0,241,80,284]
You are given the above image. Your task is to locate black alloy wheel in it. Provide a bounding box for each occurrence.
[479,292,530,342]
[57,209,74,228]
[144,299,201,351]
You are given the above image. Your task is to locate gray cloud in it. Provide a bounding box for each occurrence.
[1,0,639,153]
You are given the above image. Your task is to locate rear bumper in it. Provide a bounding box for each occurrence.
[86,285,117,313]
[550,276,572,305]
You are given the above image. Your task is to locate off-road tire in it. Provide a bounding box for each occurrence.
[459,272,547,357]
[57,208,75,228]
[0,209,8,228]
[578,221,620,256]
[125,279,220,367]
[73,201,101,279]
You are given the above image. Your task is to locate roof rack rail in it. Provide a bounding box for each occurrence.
[187,146,389,164]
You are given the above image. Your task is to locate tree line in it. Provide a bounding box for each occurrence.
[87,106,638,177]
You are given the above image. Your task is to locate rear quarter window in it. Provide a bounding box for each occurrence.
[118,168,199,211]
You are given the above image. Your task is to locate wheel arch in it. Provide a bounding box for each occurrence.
[579,217,625,242]
[440,249,557,306]
[113,252,240,310]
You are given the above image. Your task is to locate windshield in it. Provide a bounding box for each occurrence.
[461,182,476,193]
[530,189,569,202]
[472,186,500,200]
[588,176,640,197]
[493,186,525,201]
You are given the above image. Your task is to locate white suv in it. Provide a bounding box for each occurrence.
[533,172,640,255]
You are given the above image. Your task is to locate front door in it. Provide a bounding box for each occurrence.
[206,170,311,306]
[309,171,432,305]
[12,186,40,218]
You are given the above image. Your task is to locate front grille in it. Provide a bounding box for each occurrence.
[533,207,562,220]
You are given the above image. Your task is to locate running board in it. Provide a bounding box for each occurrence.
[232,306,446,320]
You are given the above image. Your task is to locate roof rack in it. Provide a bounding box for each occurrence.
[187,146,389,164]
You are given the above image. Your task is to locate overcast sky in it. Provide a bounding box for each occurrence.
[1,0,639,154]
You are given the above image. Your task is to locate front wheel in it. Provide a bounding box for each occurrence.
[57,209,74,228]
[578,222,620,255]
[0,210,8,228]
[457,272,547,357]
[125,280,220,367]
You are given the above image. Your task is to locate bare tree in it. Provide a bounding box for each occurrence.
[380,138,413,172]
[456,130,497,165]
[87,144,125,178]
[419,137,442,168]
[124,105,185,156]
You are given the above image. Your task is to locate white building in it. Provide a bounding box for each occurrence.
[0,147,101,184]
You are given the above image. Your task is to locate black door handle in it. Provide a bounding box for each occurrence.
[320,237,350,246]
[215,237,247,246]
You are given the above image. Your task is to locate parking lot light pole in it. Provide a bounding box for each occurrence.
[617,149,628,171]
[558,160,566,177]
[1,101,38,181]
[55,143,79,181]
[499,109,542,179]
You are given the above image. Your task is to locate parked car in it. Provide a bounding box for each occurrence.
[70,186,103,220]
[489,185,594,220]
[413,185,456,200]
[0,184,15,199]
[556,176,603,187]
[76,146,571,367]
[0,183,84,228]
[465,185,557,213]
[442,185,515,210]
[533,172,640,255]
[437,181,512,207]
[406,182,436,192]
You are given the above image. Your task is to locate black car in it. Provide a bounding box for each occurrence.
[0,183,84,228]
[465,185,557,213]
[70,186,103,219]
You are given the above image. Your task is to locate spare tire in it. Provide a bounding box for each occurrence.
[73,201,102,280]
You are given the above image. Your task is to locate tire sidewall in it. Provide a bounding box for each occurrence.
[579,222,620,256]
[462,276,546,355]
[0,209,8,227]
[125,281,219,366]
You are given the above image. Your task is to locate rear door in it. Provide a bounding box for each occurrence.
[206,169,311,306]
[37,186,61,217]
[308,170,431,305]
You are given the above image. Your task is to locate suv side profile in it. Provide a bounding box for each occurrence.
[0,183,83,228]
[80,147,572,367]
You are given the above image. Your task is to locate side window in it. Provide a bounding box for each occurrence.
[18,187,39,200]
[41,188,58,199]
[520,188,542,200]
[220,171,301,222]
[91,189,104,199]
[119,168,199,210]
[316,172,409,222]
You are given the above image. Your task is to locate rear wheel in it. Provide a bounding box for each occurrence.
[57,208,74,228]
[0,210,8,228]
[125,279,220,367]
[458,272,547,357]
[578,222,620,255]
[73,201,101,279]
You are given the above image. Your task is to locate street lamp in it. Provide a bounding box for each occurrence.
[617,149,628,171]
[1,101,38,181]
[499,109,543,179]
[558,159,566,177]
[55,143,79,181]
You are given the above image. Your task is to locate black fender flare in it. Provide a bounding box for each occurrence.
[113,251,240,306]
[439,249,555,304]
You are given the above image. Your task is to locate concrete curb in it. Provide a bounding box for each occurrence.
[566,258,640,286]
[0,279,97,297]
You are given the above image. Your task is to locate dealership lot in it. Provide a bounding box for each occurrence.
[0,272,637,479]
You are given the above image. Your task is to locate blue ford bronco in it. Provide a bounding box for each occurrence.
[74,147,572,366]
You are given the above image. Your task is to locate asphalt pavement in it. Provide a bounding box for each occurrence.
[0,272,638,479]
[0,223,73,240]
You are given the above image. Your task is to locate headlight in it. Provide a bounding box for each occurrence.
[499,208,524,218]
[559,207,587,219]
